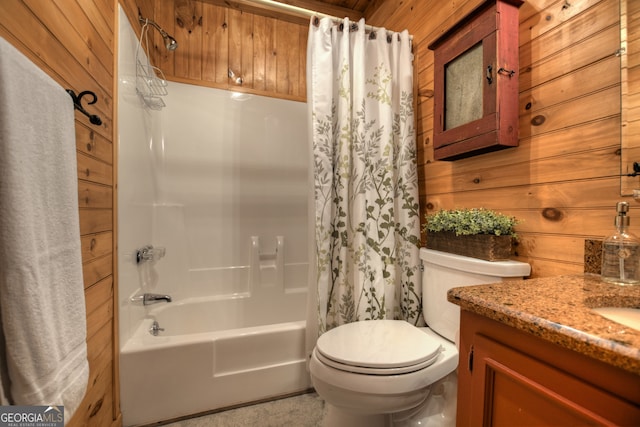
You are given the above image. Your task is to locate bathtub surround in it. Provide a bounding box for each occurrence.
[307,17,421,342]
[118,6,310,425]
[0,37,88,419]
[120,303,309,424]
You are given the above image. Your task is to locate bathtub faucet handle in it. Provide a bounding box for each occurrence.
[142,293,172,305]
[149,320,164,336]
[135,245,166,264]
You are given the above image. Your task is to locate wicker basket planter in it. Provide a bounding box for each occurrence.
[426,231,513,261]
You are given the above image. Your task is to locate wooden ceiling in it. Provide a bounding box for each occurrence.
[199,0,382,26]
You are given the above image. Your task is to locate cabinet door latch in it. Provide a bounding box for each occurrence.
[468,345,474,372]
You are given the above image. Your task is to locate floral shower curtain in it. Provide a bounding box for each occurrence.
[306,17,423,345]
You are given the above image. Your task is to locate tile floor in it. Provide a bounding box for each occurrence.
[157,392,325,427]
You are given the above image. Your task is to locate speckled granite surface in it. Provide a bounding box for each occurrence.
[584,239,603,274]
[448,275,640,375]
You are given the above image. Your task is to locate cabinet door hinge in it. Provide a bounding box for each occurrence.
[468,345,474,372]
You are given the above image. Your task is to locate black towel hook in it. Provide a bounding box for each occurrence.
[66,89,102,126]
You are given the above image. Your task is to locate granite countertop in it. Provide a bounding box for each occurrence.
[447,275,640,375]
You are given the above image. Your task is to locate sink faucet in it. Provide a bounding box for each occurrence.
[143,293,172,305]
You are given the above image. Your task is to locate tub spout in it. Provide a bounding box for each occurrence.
[143,293,172,305]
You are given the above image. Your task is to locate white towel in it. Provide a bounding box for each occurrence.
[0,37,89,422]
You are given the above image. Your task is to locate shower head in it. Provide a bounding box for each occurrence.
[139,16,178,51]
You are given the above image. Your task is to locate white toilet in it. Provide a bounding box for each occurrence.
[309,248,531,427]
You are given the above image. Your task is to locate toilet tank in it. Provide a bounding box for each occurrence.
[420,248,531,342]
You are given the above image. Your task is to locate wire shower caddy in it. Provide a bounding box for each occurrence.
[136,21,168,110]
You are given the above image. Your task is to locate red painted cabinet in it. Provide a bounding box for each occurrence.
[456,310,640,426]
[429,0,523,161]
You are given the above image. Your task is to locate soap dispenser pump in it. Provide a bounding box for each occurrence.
[601,201,640,285]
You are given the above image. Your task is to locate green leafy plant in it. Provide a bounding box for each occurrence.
[424,208,519,238]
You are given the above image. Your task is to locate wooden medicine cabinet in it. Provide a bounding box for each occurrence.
[429,0,523,161]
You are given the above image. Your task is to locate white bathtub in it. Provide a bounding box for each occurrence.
[120,292,311,426]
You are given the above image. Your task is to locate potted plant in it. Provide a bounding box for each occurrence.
[423,208,519,261]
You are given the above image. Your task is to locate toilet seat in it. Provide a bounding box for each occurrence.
[315,320,443,375]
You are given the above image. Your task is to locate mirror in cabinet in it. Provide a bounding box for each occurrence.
[621,0,640,195]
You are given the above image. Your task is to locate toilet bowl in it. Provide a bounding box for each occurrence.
[309,248,531,427]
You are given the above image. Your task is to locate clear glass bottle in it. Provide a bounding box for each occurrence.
[601,202,640,285]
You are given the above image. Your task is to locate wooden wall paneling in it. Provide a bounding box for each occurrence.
[520,13,619,90]
[76,124,113,165]
[215,6,230,84]
[35,0,115,128]
[78,153,113,187]
[49,0,114,68]
[187,0,204,81]
[156,0,177,76]
[82,280,115,427]
[77,0,114,36]
[515,234,591,264]
[228,8,245,87]
[24,0,113,88]
[85,276,115,320]
[241,10,255,88]
[146,0,307,101]
[86,282,114,340]
[202,2,220,82]
[73,320,113,425]
[520,56,619,114]
[425,178,621,212]
[520,86,620,140]
[79,209,113,236]
[425,147,618,194]
[73,338,115,426]
[423,116,621,183]
[0,3,112,135]
[525,258,586,276]
[253,14,268,91]
[285,22,301,97]
[299,24,308,96]
[0,0,119,423]
[79,182,113,210]
[81,232,114,261]
[83,254,114,291]
[519,0,603,45]
[422,113,620,189]
[276,21,294,95]
[265,17,278,92]
[505,208,615,236]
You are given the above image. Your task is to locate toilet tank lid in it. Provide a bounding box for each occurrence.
[420,248,531,277]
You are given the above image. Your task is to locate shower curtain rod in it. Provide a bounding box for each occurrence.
[244,0,413,40]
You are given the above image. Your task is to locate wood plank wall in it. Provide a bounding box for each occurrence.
[0,1,120,426]
[137,0,308,101]
[368,0,628,278]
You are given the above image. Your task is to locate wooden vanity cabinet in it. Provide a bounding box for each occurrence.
[456,310,640,426]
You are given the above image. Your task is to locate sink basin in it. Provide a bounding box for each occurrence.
[592,307,640,331]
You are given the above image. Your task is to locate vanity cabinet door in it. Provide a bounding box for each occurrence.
[457,311,640,426]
